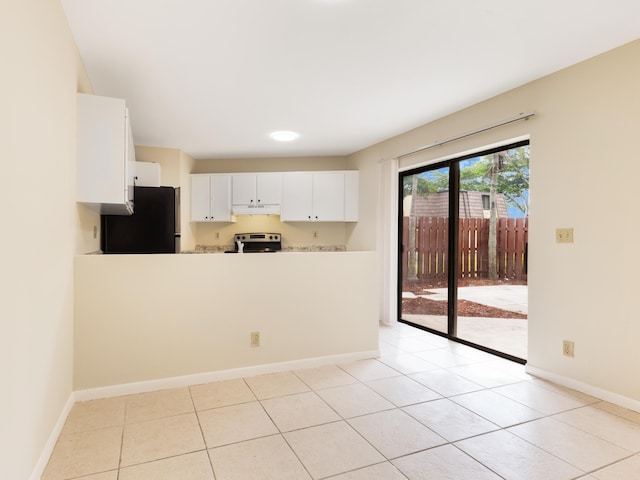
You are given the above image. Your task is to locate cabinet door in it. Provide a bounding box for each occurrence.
[313,172,345,221]
[191,175,212,221]
[77,93,131,212]
[281,172,313,221]
[232,174,256,205]
[210,175,232,221]
[256,173,282,204]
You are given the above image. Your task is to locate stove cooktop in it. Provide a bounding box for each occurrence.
[230,232,282,253]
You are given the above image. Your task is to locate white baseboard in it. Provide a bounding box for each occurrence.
[75,350,380,402]
[526,364,640,414]
[29,392,76,480]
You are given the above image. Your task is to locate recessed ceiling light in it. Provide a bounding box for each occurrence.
[270,131,299,142]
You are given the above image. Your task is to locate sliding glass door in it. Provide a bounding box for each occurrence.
[398,141,529,362]
[400,166,450,335]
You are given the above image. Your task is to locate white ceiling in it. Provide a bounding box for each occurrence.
[61,0,640,160]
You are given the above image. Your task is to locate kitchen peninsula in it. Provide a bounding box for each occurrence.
[74,250,378,393]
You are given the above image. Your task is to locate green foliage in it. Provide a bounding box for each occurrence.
[402,145,529,216]
[402,169,448,197]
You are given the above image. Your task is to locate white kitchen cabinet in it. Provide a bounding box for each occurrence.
[311,172,345,221]
[134,161,161,187]
[281,171,359,222]
[232,173,282,215]
[76,93,135,215]
[190,174,233,222]
[281,172,313,221]
[232,173,282,205]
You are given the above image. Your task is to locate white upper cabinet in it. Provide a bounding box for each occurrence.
[191,170,358,223]
[76,93,135,215]
[191,174,233,222]
[281,171,358,222]
[232,173,282,214]
[281,172,314,221]
[134,161,161,187]
[231,174,255,206]
[256,173,282,205]
[232,173,282,205]
[311,172,345,221]
[190,175,211,222]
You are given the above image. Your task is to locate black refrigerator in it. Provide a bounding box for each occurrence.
[101,186,180,254]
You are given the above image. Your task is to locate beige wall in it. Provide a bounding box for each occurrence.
[195,216,350,250]
[192,156,348,173]
[0,0,89,478]
[75,253,378,390]
[349,40,640,405]
[135,145,182,186]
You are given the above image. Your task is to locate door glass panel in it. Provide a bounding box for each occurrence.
[456,146,529,358]
[400,166,450,334]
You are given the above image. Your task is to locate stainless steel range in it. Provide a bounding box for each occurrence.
[231,233,281,253]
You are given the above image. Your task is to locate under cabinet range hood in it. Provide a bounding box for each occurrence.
[231,203,281,215]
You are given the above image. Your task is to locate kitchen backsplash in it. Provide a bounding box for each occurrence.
[189,244,347,253]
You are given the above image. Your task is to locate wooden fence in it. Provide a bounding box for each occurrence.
[402,216,528,281]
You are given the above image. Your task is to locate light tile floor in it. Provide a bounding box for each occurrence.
[43,323,640,479]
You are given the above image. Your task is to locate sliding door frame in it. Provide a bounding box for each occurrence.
[397,140,529,364]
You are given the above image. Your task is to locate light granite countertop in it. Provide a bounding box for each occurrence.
[184,245,347,254]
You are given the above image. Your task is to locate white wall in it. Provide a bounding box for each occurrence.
[0,1,89,478]
[349,40,640,405]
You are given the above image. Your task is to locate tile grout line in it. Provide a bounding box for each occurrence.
[248,375,316,480]
[288,364,407,479]
[186,384,217,480]
[115,395,128,478]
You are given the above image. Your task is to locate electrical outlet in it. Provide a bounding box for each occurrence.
[562,340,574,357]
[313,231,318,239]
[250,331,260,347]
[93,225,98,239]
[556,228,574,243]
[216,232,220,239]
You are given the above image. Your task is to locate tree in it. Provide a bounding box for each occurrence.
[403,146,529,213]
[460,146,530,217]
[402,170,447,198]
[487,152,503,280]
[460,146,529,279]
[499,146,530,217]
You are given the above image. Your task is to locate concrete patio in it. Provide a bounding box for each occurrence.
[402,285,528,360]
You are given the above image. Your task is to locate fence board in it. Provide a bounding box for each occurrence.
[440,217,449,278]
[402,216,528,282]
